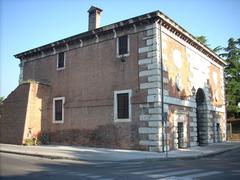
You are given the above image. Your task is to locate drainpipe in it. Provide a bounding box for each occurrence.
[223,66,227,141]
[157,19,165,153]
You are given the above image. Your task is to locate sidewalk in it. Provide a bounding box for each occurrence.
[1,141,240,162]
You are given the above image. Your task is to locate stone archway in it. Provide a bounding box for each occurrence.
[196,88,208,146]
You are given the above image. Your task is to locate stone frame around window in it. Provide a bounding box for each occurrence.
[114,89,132,123]
[57,52,66,70]
[116,35,130,58]
[52,97,65,124]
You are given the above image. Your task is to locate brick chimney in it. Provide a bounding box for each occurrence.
[88,6,103,31]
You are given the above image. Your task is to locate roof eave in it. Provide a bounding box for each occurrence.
[14,10,160,60]
[156,11,226,66]
[14,10,226,66]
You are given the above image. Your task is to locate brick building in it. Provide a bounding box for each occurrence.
[0,7,227,152]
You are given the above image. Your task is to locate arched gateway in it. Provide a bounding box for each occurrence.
[196,88,208,146]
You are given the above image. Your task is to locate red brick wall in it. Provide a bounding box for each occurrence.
[22,31,146,149]
[0,83,30,144]
[0,82,49,144]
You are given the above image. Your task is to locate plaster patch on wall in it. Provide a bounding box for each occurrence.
[173,49,182,68]
[212,71,218,85]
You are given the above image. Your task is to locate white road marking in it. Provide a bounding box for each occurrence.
[147,169,202,178]
[87,175,103,178]
[120,161,145,165]
[181,171,222,178]
[112,164,149,169]
[160,177,189,180]
[75,173,89,176]
[131,168,178,175]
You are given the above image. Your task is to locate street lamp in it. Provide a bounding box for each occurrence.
[191,86,196,97]
[120,54,126,63]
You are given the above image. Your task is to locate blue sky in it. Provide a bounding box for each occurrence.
[1,0,239,97]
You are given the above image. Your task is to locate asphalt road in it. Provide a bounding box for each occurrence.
[0,147,240,180]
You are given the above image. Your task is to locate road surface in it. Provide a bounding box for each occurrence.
[0,147,240,179]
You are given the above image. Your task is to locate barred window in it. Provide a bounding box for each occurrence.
[114,90,132,122]
[118,35,128,55]
[117,93,129,119]
[53,97,65,123]
[57,52,65,70]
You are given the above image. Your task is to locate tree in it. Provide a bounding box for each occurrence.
[195,35,224,53]
[196,35,210,47]
[212,46,223,53]
[220,38,240,119]
[0,96,4,104]
[195,36,240,118]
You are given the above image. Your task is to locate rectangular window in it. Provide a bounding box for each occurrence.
[117,35,129,57]
[114,89,132,122]
[53,97,65,123]
[57,52,65,70]
[117,93,129,118]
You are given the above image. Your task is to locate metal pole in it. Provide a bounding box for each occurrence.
[163,112,168,158]
[158,20,165,153]
[165,113,168,158]
[159,20,168,158]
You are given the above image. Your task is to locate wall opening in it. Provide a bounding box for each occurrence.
[196,88,208,146]
[177,122,184,148]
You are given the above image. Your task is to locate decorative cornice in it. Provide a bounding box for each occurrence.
[157,11,226,66]
[14,11,158,60]
[14,10,226,66]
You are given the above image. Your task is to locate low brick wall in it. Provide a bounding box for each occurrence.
[0,83,30,144]
[0,82,49,144]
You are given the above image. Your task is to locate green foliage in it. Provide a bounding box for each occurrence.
[212,46,223,53]
[38,133,50,145]
[195,36,239,118]
[195,35,209,47]
[195,36,223,54]
[0,96,4,104]
[23,133,50,145]
[220,38,240,118]
[23,137,40,146]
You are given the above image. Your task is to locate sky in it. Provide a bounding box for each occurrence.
[0,0,240,97]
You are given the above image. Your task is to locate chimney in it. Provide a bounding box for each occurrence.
[88,6,103,31]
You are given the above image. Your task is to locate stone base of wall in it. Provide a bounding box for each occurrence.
[46,123,146,150]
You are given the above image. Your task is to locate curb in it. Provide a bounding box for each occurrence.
[165,145,240,161]
[1,144,240,162]
[0,150,79,161]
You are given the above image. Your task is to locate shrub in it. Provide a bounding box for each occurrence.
[23,133,50,145]
[23,137,39,146]
[38,133,50,145]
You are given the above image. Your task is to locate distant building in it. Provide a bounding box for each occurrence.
[227,118,240,141]
[0,6,227,152]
